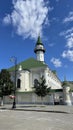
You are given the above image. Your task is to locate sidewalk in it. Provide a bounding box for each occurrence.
[0,104,73,114]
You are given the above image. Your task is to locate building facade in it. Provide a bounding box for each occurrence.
[9,36,63,104]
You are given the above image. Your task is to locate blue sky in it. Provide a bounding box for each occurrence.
[0,0,73,81]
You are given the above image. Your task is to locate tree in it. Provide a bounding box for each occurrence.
[52,70,57,75]
[34,76,50,104]
[0,69,14,106]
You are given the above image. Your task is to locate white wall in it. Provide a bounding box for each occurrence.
[44,67,62,89]
[17,70,31,92]
[36,51,44,62]
[11,66,62,93]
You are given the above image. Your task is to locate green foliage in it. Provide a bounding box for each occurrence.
[62,81,70,87]
[62,81,67,86]
[52,70,57,75]
[0,69,14,96]
[34,76,50,98]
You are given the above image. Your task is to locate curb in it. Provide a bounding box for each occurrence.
[6,108,69,114]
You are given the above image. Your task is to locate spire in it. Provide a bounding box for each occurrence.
[36,36,43,45]
[34,36,45,53]
[34,36,45,62]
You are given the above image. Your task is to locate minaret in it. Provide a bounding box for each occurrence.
[34,36,45,62]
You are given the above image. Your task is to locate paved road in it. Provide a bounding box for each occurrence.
[1,104,73,114]
[0,106,73,130]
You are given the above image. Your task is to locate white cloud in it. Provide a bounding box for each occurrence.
[66,37,73,48]
[62,49,73,61]
[59,27,73,37]
[3,0,51,40]
[60,28,73,61]
[48,43,55,47]
[63,11,73,23]
[51,57,62,67]
[60,14,73,61]
[60,28,73,49]
[3,14,11,25]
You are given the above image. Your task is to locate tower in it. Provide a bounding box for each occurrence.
[34,36,45,62]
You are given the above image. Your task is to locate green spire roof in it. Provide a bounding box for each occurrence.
[8,58,47,71]
[34,36,45,53]
[36,36,43,45]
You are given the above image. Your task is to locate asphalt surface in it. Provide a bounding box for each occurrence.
[0,104,73,130]
[1,104,73,114]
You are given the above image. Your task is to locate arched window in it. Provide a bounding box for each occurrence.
[17,79,21,88]
[34,79,38,84]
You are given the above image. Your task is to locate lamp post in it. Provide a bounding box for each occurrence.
[10,56,17,109]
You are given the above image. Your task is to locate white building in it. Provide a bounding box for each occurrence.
[9,36,62,104]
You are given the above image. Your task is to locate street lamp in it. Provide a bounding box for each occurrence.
[10,56,17,109]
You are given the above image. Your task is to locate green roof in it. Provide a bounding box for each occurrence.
[36,36,43,45]
[9,58,47,71]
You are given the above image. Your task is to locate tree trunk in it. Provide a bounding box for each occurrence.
[1,96,3,106]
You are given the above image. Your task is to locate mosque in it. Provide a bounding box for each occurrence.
[6,36,72,105]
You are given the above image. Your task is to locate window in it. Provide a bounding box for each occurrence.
[17,79,21,88]
[34,79,38,84]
